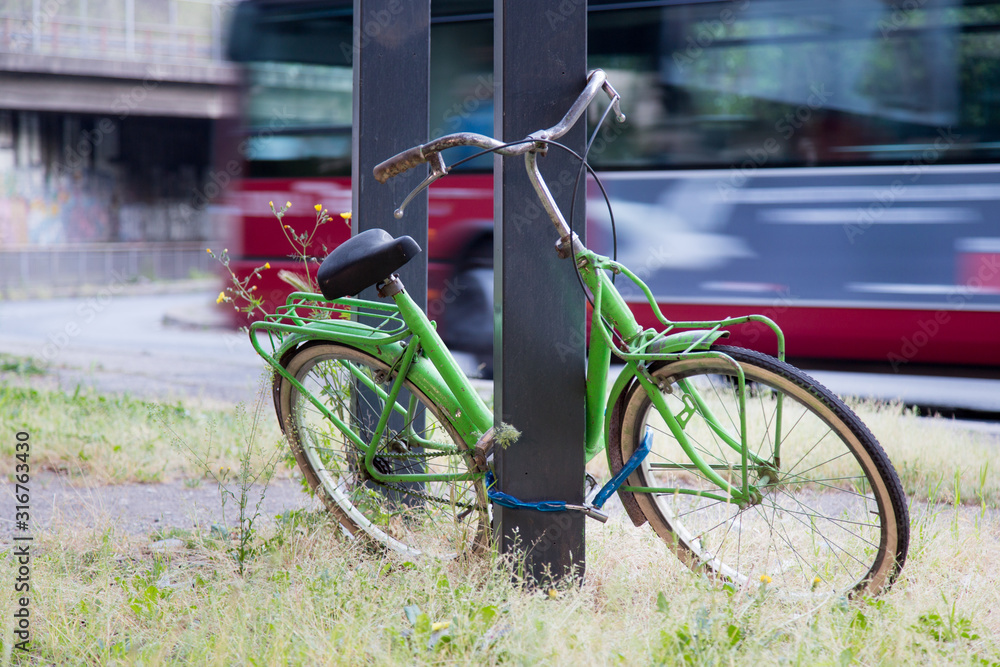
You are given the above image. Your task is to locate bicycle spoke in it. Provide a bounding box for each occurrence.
[279,346,486,559]
[766,495,872,575]
[617,346,907,598]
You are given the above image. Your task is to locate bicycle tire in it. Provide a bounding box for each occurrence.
[612,345,909,597]
[274,342,489,558]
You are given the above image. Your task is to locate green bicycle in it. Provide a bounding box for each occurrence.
[250,70,909,598]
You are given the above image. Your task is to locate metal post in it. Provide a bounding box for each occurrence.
[352,0,430,502]
[31,0,40,53]
[351,0,429,288]
[125,0,135,57]
[494,0,588,584]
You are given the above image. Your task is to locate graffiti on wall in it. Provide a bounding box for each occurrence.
[0,166,114,245]
[0,166,210,246]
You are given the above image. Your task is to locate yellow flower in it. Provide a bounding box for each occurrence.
[340,211,352,220]
[264,262,271,269]
[268,200,273,208]
[759,574,772,584]
[314,204,322,212]
[547,588,559,600]
[285,201,291,208]
[430,621,450,632]
[216,292,226,304]
[205,248,212,254]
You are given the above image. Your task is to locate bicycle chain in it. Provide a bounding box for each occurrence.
[363,449,484,511]
[376,478,484,511]
[375,448,471,460]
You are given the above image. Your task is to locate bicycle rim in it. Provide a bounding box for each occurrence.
[617,346,908,598]
[276,343,488,559]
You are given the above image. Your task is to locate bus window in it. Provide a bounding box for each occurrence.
[586,0,1000,169]
[244,61,353,178]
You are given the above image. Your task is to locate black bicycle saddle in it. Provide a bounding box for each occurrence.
[317,228,421,300]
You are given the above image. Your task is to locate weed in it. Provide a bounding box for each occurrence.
[208,202,348,318]
[0,352,47,375]
[158,389,284,576]
[2,498,998,664]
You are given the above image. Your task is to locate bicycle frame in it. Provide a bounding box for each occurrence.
[576,249,786,505]
[252,68,793,509]
[251,250,786,506]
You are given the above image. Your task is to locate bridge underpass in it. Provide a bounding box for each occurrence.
[0,1,238,288]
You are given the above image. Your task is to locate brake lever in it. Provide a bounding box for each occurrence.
[393,152,448,219]
[610,94,626,124]
[602,79,627,123]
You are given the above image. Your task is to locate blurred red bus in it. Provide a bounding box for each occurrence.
[222,0,1000,376]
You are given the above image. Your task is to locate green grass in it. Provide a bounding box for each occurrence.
[0,354,47,376]
[854,400,1000,506]
[3,378,998,508]
[1,382,999,663]
[0,383,285,484]
[1,501,998,664]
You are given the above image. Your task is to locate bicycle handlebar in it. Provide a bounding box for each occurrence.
[373,69,624,184]
[373,134,508,183]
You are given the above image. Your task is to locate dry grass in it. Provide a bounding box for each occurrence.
[0,383,286,484]
[1,499,998,664]
[2,377,996,510]
[855,400,1000,506]
[1,376,999,663]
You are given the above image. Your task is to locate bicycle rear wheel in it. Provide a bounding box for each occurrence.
[613,346,909,597]
[274,343,488,558]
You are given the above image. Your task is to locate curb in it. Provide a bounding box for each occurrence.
[162,301,231,331]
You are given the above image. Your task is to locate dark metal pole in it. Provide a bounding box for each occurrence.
[352,0,430,502]
[352,0,430,291]
[494,0,588,584]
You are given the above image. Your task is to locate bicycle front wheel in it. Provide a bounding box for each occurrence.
[274,343,488,558]
[613,346,909,598]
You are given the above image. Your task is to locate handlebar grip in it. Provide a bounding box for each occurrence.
[373,145,427,184]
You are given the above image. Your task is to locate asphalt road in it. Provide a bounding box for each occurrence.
[0,290,265,404]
